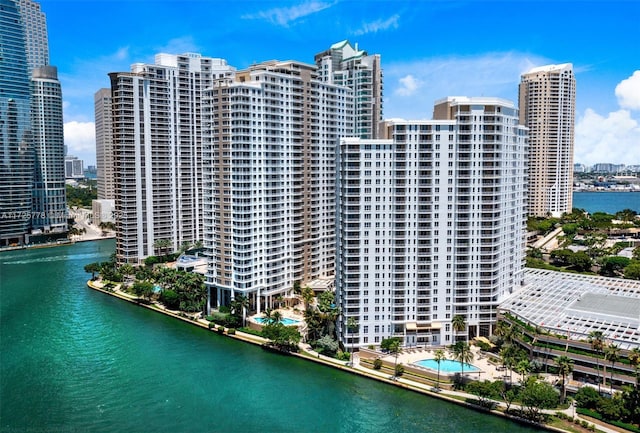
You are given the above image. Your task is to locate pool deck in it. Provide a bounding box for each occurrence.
[379,344,534,383]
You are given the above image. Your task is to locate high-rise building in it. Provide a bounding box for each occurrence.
[315,40,382,139]
[0,0,34,246]
[16,0,49,70]
[202,60,354,311]
[519,63,575,217]
[31,65,66,233]
[335,97,528,347]
[94,88,115,199]
[1,0,66,245]
[109,53,235,263]
[64,155,84,179]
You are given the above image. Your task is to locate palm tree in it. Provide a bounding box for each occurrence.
[453,341,473,379]
[554,355,574,403]
[231,294,249,327]
[629,347,640,386]
[262,308,273,324]
[515,359,531,384]
[604,343,620,394]
[346,317,358,366]
[388,338,402,379]
[433,349,446,391]
[588,330,605,392]
[153,238,172,257]
[452,315,466,341]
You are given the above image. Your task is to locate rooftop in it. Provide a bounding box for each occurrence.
[499,268,640,350]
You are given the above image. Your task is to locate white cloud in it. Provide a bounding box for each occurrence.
[615,70,640,110]
[353,14,400,36]
[155,36,200,55]
[574,71,640,166]
[242,1,334,27]
[575,109,640,166]
[384,52,550,119]
[395,74,422,97]
[64,121,95,163]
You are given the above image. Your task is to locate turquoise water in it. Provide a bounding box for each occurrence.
[414,359,480,373]
[253,317,300,326]
[573,191,640,214]
[0,240,544,433]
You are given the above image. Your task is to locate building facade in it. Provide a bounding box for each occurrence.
[335,97,528,348]
[16,0,49,70]
[0,0,34,246]
[202,60,353,312]
[94,88,115,199]
[519,64,575,217]
[31,66,66,233]
[109,53,234,263]
[315,40,382,139]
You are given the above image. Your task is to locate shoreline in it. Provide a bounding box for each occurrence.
[85,279,610,433]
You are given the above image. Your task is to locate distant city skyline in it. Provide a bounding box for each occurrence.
[38,0,640,167]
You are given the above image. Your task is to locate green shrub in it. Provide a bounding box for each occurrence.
[227,328,236,335]
[207,311,229,325]
[395,364,405,377]
[208,322,215,329]
[159,289,180,310]
[373,358,383,370]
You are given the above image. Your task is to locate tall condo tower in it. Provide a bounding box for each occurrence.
[519,63,576,217]
[0,0,33,246]
[315,40,382,138]
[335,97,528,348]
[16,0,49,70]
[31,66,67,233]
[109,53,235,263]
[202,60,353,312]
[94,88,115,200]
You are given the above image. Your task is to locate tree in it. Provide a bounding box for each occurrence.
[519,378,560,423]
[465,380,498,408]
[629,347,640,385]
[624,262,640,280]
[315,335,340,357]
[381,337,402,379]
[574,386,601,410]
[301,286,315,311]
[132,280,154,301]
[604,343,621,394]
[230,294,249,327]
[515,359,531,384]
[588,330,605,392]
[600,256,631,277]
[153,238,172,257]
[453,341,473,379]
[159,289,180,310]
[346,317,358,366]
[84,262,101,280]
[452,315,466,341]
[262,322,301,352]
[433,349,446,391]
[554,355,574,403]
[568,251,593,272]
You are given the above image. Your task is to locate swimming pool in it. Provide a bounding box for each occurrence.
[413,358,480,373]
[253,317,300,326]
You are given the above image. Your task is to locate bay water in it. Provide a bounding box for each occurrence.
[573,191,640,214]
[0,239,544,433]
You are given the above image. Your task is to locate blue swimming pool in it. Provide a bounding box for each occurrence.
[413,358,480,373]
[254,317,300,326]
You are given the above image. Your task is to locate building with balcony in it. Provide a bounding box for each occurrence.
[94,88,115,199]
[519,63,576,217]
[335,97,528,348]
[31,66,66,233]
[202,59,353,312]
[315,40,382,139]
[109,53,235,263]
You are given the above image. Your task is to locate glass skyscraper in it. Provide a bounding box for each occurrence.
[0,0,34,246]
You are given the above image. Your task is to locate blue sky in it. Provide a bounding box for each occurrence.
[39,0,640,167]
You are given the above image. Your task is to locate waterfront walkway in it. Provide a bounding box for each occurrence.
[86,280,626,433]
